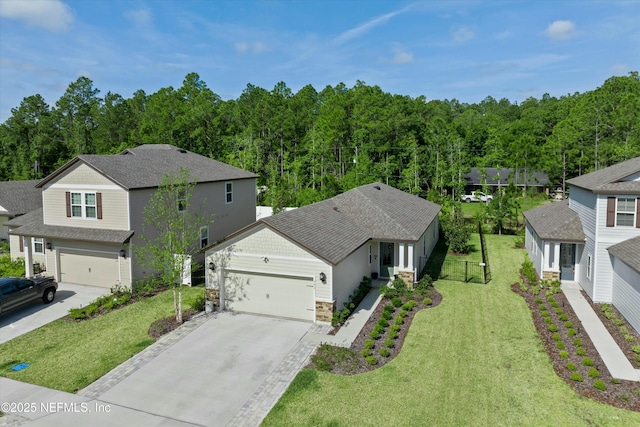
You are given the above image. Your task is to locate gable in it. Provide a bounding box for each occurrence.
[42,162,121,189]
[216,225,318,260]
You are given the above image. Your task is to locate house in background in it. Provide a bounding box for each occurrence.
[205,182,441,322]
[5,144,258,289]
[0,180,42,242]
[524,156,640,333]
[464,167,550,194]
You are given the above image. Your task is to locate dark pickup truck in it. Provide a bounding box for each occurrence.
[0,276,58,314]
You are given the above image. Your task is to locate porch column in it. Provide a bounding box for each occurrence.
[543,242,551,269]
[407,243,414,271]
[23,236,34,278]
[218,267,225,311]
[553,243,561,270]
[398,243,405,269]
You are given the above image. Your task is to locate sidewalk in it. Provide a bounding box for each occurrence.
[562,281,640,382]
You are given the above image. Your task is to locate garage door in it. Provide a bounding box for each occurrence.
[59,249,120,288]
[224,270,315,321]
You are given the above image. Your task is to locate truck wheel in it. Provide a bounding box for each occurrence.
[465,198,471,203]
[43,288,56,304]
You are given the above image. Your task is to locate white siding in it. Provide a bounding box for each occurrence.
[525,223,543,276]
[42,187,129,230]
[611,255,640,335]
[569,188,597,240]
[576,236,595,299]
[332,243,370,310]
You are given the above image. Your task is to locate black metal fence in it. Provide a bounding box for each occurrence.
[437,258,485,283]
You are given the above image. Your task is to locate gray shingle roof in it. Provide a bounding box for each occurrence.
[523,200,585,243]
[608,236,640,274]
[464,168,550,187]
[567,157,640,193]
[6,208,133,244]
[0,180,42,216]
[260,182,441,264]
[37,144,258,190]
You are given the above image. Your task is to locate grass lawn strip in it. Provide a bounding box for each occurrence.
[263,235,640,426]
[0,286,203,393]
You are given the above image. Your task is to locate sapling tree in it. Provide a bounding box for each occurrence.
[136,168,209,324]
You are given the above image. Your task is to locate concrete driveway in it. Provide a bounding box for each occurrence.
[0,283,106,344]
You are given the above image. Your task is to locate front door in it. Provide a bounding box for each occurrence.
[380,242,394,278]
[560,243,575,281]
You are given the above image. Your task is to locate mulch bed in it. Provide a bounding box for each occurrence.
[307,288,442,375]
[148,309,198,339]
[512,283,640,412]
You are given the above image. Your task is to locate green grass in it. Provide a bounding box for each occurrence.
[461,193,550,224]
[0,286,203,393]
[263,235,640,426]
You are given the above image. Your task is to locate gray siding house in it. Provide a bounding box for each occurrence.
[524,157,640,333]
[205,182,441,322]
[5,144,258,289]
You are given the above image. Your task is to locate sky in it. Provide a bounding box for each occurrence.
[0,0,639,123]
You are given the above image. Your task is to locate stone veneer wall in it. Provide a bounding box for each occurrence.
[542,270,560,281]
[398,271,414,289]
[315,300,335,322]
[205,288,220,307]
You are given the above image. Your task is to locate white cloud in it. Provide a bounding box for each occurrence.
[234,41,267,54]
[124,9,152,27]
[334,5,411,45]
[453,26,475,43]
[610,64,629,75]
[544,20,577,40]
[0,0,74,32]
[391,44,413,64]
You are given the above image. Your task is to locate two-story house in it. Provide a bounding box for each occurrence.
[524,156,640,333]
[5,144,258,289]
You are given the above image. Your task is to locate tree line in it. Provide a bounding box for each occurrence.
[1,71,639,209]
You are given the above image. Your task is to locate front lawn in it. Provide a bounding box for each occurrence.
[0,286,204,393]
[263,235,640,426]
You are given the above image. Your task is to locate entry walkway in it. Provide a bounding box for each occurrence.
[562,281,640,382]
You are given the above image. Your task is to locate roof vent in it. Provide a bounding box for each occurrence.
[177,148,187,153]
[374,185,381,190]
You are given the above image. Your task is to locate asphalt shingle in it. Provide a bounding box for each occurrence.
[567,156,640,193]
[523,200,585,243]
[608,236,640,274]
[0,180,42,215]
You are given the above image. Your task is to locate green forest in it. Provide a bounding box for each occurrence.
[1,72,639,209]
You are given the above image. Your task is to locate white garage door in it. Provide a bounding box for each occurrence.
[59,249,120,288]
[224,270,315,321]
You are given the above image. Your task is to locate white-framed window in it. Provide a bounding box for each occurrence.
[177,189,187,212]
[32,238,44,254]
[368,244,372,265]
[587,254,592,279]
[200,226,209,249]
[70,192,97,219]
[225,182,233,204]
[616,197,636,227]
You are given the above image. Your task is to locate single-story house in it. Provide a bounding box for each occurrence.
[464,167,550,193]
[204,182,441,322]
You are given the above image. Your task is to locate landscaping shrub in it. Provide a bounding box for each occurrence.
[573,339,583,347]
[625,334,635,342]
[379,348,390,357]
[559,351,569,359]
[361,349,372,357]
[601,303,611,313]
[0,255,25,277]
[566,362,577,371]
[383,304,395,313]
[394,317,403,326]
[620,326,629,335]
[555,308,564,315]
[544,317,552,324]
[570,373,583,382]
[332,276,372,326]
[390,325,400,333]
[388,330,398,340]
[391,297,403,307]
[377,318,389,328]
[534,297,543,304]
[369,330,381,340]
[613,318,624,326]
[564,321,573,329]
[556,342,565,350]
[611,378,622,384]
[547,296,556,303]
[552,333,562,342]
[577,348,587,356]
[423,298,432,305]
[541,311,550,318]
[588,368,599,378]
[568,329,577,337]
[191,293,206,312]
[68,308,88,320]
[550,301,559,308]
[373,325,386,335]
[582,357,594,366]
[415,274,433,294]
[521,259,538,285]
[604,311,615,320]
[399,309,408,318]
[558,313,568,321]
[364,340,374,349]
[538,304,546,311]
[632,345,640,354]
[365,356,378,365]
[548,324,557,332]
[382,311,393,320]
[594,380,607,391]
[384,338,395,348]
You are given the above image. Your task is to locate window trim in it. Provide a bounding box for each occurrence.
[225,181,233,204]
[177,189,187,212]
[67,191,100,219]
[32,237,44,254]
[199,226,209,249]
[615,197,636,227]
